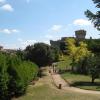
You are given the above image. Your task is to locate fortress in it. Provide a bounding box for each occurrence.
[50,30,86,53]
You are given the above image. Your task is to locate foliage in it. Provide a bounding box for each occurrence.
[85,39,100,54]
[0,52,38,100]
[66,38,90,72]
[0,53,9,100]
[66,38,77,70]
[87,54,100,83]
[16,49,25,60]
[85,0,100,30]
[57,56,72,71]
[75,42,91,74]
[63,38,100,83]
[18,61,38,84]
[25,43,59,67]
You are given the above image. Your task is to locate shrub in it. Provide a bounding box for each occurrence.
[0,52,38,100]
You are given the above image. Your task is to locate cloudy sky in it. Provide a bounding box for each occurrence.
[0,0,99,49]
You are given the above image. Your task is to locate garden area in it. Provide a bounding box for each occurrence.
[13,68,100,100]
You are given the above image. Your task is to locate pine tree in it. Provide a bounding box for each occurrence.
[85,0,100,30]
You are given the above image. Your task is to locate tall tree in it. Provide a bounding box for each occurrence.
[85,0,100,30]
[66,38,90,72]
[66,38,77,71]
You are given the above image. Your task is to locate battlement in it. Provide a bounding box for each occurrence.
[75,30,86,41]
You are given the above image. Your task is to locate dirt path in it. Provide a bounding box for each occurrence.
[34,67,57,89]
[34,67,100,95]
[52,74,69,87]
[51,72,100,95]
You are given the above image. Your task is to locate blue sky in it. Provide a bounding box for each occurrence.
[0,0,100,49]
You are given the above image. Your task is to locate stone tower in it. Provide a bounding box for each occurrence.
[75,30,86,41]
[0,46,3,51]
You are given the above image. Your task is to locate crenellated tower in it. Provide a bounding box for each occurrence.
[75,30,86,41]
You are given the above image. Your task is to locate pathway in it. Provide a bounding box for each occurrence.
[51,71,100,95]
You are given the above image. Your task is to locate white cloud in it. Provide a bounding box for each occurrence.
[22,40,37,46]
[49,25,63,32]
[18,38,51,49]
[1,4,14,12]
[42,40,50,45]
[0,0,5,4]
[0,29,19,34]
[18,39,37,49]
[11,29,19,33]
[73,19,91,26]
[4,44,18,49]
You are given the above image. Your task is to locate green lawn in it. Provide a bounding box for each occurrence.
[13,84,100,100]
[62,72,100,91]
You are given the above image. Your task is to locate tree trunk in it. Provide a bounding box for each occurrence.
[71,65,74,72]
[71,57,75,72]
[91,77,95,83]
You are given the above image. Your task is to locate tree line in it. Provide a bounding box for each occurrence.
[66,38,100,83]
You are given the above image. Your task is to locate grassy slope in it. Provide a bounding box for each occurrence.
[13,85,100,100]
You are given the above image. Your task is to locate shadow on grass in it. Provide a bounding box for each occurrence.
[71,81,100,87]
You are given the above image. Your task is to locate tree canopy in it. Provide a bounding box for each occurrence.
[85,0,100,30]
[66,38,90,72]
[25,43,59,67]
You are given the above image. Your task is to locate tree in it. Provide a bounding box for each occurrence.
[87,54,100,83]
[25,43,59,67]
[66,38,77,71]
[66,38,90,72]
[75,42,91,74]
[16,49,25,60]
[85,39,100,55]
[85,0,100,30]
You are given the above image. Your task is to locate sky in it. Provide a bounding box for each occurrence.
[0,0,100,49]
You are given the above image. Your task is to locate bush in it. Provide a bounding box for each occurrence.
[0,53,9,100]
[0,52,38,100]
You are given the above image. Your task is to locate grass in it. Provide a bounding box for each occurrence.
[61,72,100,91]
[13,84,100,100]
